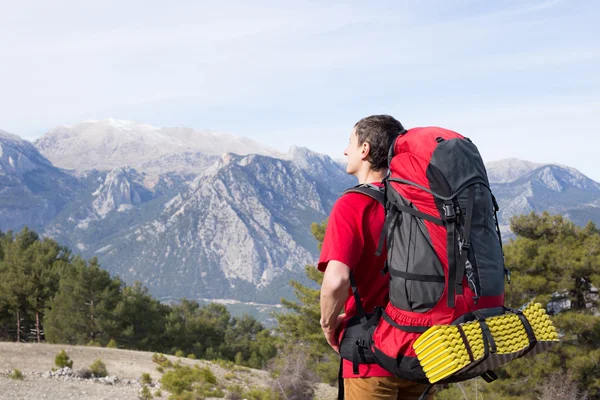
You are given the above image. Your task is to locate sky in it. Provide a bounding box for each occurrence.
[1,0,599,180]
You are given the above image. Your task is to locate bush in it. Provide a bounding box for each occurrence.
[9,369,24,380]
[270,348,317,400]
[87,339,101,347]
[140,372,153,385]
[243,387,281,400]
[160,365,219,396]
[187,354,197,360]
[214,359,235,370]
[89,358,108,377]
[139,386,153,400]
[156,366,164,374]
[152,353,173,369]
[106,339,117,348]
[224,372,235,380]
[55,349,73,369]
[154,389,162,397]
[175,350,184,358]
[226,385,244,400]
[234,352,243,365]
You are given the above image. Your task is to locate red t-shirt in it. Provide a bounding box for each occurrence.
[318,183,392,378]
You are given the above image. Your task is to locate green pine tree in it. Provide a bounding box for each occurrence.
[110,281,170,351]
[45,257,122,345]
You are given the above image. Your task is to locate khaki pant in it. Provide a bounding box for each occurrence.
[344,377,435,400]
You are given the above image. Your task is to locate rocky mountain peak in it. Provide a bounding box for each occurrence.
[486,158,542,183]
[0,130,53,175]
[517,165,600,193]
[92,166,151,218]
[34,119,282,175]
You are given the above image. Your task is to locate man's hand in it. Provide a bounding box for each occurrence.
[321,313,346,353]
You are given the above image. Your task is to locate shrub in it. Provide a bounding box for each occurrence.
[9,369,24,380]
[243,387,281,400]
[89,358,108,377]
[224,372,235,380]
[234,352,243,365]
[269,348,317,400]
[160,365,219,395]
[152,353,173,369]
[140,372,153,385]
[139,386,153,400]
[187,354,197,360]
[87,339,101,347]
[214,359,235,370]
[226,385,244,400]
[175,350,184,358]
[55,349,73,368]
[156,366,164,374]
[154,389,162,397]
[106,339,117,348]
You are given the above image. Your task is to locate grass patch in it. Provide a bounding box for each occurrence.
[9,369,24,380]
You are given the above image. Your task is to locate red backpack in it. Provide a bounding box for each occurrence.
[339,127,508,394]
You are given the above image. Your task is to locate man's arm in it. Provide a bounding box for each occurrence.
[320,260,350,353]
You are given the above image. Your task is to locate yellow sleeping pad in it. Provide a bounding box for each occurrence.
[413,302,560,384]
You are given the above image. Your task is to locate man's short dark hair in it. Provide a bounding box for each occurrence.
[354,115,405,171]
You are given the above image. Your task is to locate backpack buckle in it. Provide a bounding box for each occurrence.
[443,203,456,222]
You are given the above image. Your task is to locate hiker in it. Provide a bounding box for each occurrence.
[318,115,434,399]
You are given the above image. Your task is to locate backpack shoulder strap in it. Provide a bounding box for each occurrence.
[343,183,385,206]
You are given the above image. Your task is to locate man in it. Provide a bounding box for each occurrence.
[318,115,434,399]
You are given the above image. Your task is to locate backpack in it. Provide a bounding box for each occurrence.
[338,127,558,398]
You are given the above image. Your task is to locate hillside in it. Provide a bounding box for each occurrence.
[0,343,336,400]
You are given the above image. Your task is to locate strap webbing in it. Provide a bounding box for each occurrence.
[349,273,367,325]
[393,203,444,225]
[481,370,498,383]
[389,269,445,283]
[478,319,497,354]
[457,324,475,363]
[456,186,475,295]
[337,358,344,400]
[375,207,397,257]
[344,185,385,206]
[446,200,458,308]
[517,312,538,357]
[418,384,434,400]
[382,311,429,333]
[492,194,504,254]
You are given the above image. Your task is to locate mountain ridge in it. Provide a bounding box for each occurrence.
[1,124,599,303]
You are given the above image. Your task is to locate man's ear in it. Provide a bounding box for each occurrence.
[360,141,371,161]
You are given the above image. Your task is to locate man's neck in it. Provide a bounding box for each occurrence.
[356,168,387,185]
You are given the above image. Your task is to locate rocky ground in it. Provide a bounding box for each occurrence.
[0,343,337,400]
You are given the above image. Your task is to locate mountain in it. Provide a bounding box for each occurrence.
[486,158,542,183]
[34,119,281,180]
[488,160,600,234]
[3,123,600,304]
[61,151,354,301]
[0,130,78,232]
